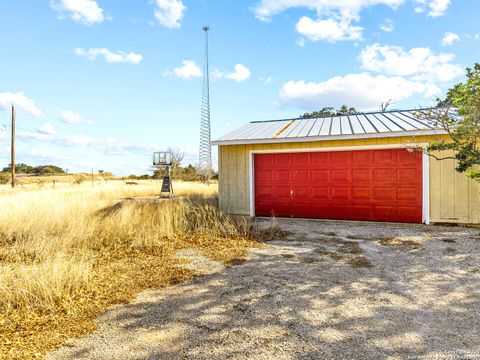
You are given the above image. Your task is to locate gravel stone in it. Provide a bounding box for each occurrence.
[47,219,480,360]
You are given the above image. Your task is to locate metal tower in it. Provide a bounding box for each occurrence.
[199,25,212,182]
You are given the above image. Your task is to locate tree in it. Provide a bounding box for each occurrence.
[2,163,65,175]
[34,165,65,175]
[2,163,35,174]
[167,147,184,170]
[301,105,357,118]
[152,148,185,179]
[380,99,393,112]
[337,105,357,116]
[422,63,480,181]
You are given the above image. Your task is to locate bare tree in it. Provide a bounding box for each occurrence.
[380,99,393,112]
[167,147,184,169]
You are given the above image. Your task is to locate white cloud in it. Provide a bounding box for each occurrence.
[253,1,449,42]
[37,123,57,135]
[252,0,404,43]
[279,73,439,110]
[225,64,251,82]
[60,134,95,146]
[252,0,403,21]
[296,16,363,43]
[167,60,202,79]
[414,0,451,17]
[51,0,105,25]
[441,32,460,46]
[18,129,159,156]
[74,47,143,64]
[261,76,273,85]
[379,18,394,32]
[296,38,306,47]
[279,42,464,111]
[19,130,95,146]
[58,110,94,125]
[212,64,252,82]
[211,68,225,79]
[0,92,43,117]
[154,0,186,28]
[359,43,464,82]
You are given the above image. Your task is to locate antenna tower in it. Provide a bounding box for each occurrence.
[199,25,212,183]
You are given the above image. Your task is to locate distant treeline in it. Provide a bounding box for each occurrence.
[127,164,218,181]
[2,163,66,175]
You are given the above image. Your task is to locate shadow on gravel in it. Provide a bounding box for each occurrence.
[55,220,480,360]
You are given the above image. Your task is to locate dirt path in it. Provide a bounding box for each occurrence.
[48,219,480,360]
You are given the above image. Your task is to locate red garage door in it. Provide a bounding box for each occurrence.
[254,149,423,223]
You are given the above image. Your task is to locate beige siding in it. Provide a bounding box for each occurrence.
[429,150,479,224]
[217,136,480,224]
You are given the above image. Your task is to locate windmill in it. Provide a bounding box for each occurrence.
[199,25,212,183]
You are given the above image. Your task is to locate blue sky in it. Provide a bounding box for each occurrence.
[0,0,479,175]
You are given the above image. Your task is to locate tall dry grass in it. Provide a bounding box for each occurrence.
[0,181,261,359]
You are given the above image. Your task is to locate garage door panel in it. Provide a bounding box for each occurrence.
[273,154,291,168]
[397,187,420,202]
[254,148,422,223]
[352,169,372,182]
[374,187,396,201]
[330,151,351,164]
[331,187,350,200]
[374,206,396,217]
[255,154,273,166]
[373,169,395,182]
[293,186,309,200]
[352,187,372,200]
[397,206,420,219]
[352,205,372,217]
[255,185,274,201]
[373,150,396,164]
[397,168,420,183]
[311,152,329,165]
[293,170,309,181]
[273,170,290,182]
[255,170,273,184]
[398,150,421,164]
[311,187,329,200]
[331,204,352,217]
[312,170,329,181]
[352,151,372,167]
[292,152,309,165]
[330,169,351,182]
[275,186,292,200]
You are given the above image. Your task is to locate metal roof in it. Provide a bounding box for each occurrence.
[212,108,447,146]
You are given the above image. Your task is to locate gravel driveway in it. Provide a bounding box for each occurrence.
[48,219,480,360]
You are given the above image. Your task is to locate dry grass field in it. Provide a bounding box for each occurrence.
[0,180,264,359]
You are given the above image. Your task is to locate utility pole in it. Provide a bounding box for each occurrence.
[11,105,15,188]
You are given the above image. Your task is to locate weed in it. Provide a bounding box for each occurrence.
[0,181,257,359]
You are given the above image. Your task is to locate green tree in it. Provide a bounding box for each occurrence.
[34,165,65,175]
[301,105,357,119]
[2,163,65,175]
[2,163,35,174]
[424,63,480,181]
[337,105,357,115]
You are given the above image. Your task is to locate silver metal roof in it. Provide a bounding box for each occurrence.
[212,109,447,146]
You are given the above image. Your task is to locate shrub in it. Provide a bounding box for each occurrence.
[0,172,10,185]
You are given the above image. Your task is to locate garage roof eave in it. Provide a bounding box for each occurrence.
[211,129,448,146]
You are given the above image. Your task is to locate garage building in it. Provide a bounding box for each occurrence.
[212,109,480,225]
